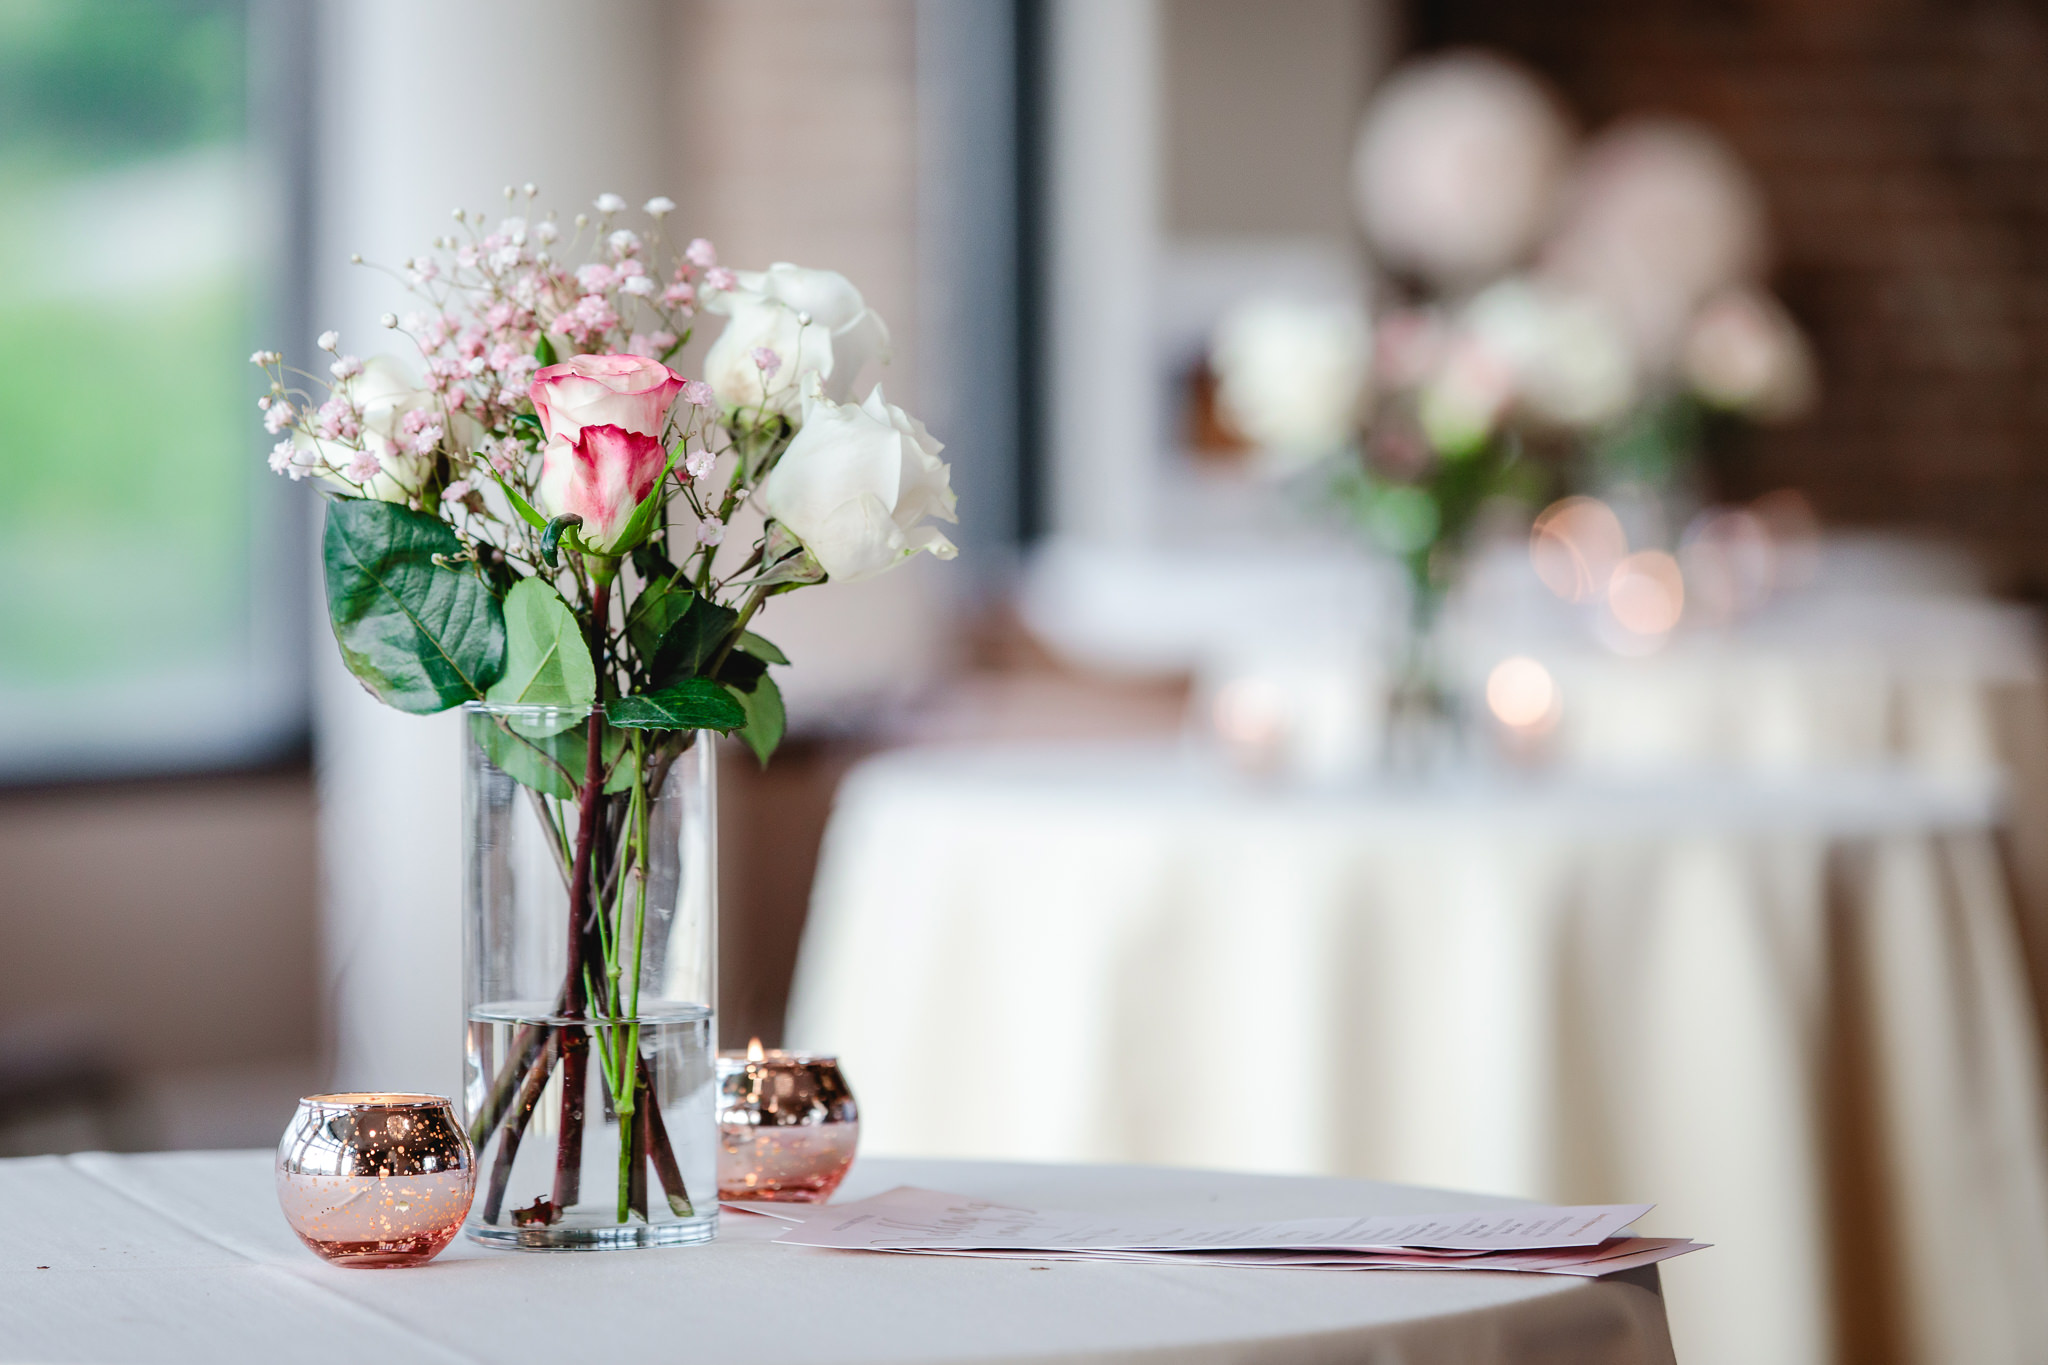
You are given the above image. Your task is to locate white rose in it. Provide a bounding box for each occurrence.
[1459,277,1635,430]
[1543,118,1767,366]
[1681,288,1815,420]
[701,264,891,423]
[1209,296,1371,471]
[753,380,957,582]
[302,355,475,503]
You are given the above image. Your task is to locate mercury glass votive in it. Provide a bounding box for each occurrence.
[277,1094,476,1267]
[716,1040,858,1202]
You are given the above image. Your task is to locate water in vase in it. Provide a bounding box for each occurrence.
[464,1000,717,1248]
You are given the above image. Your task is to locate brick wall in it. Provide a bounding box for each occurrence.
[1414,0,2048,589]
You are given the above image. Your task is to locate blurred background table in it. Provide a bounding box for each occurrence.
[787,743,2048,1365]
[2,1151,1677,1365]
[1443,537,2048,779]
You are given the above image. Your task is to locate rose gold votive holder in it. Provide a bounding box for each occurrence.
[716,1040,858,1202]
[277,1093,476,1268]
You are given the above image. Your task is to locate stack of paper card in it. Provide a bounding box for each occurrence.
[750,1187,1705,1278]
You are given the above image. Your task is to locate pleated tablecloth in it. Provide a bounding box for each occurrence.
[0,1151,1676,1365]
[786,743,2048,1365]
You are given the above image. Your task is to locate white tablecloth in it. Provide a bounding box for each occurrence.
[786,744,2048,1365]
[0,1151,1675,1365]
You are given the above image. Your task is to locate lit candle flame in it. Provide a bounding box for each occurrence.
[747,1037,765,1063]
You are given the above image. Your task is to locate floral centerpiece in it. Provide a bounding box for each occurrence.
[1206,54,1816,759]
[253,187,956,1246]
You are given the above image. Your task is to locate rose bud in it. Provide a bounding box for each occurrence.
[537,423,671,552]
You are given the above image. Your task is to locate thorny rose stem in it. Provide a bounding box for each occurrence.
[551,575,612,1213]
[483,1032,558,1224]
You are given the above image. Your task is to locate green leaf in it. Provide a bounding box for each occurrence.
[598,724,637,792]
[484,579,595,735]
[632,542,679,581]
[534,334,558,367]
[605,678,746,733]
[1364,485,1439,557]
[605,738,640,796]
[323,499,506,714]
[716,649,767,691]
[650,597,739,685]
[486,469,548,530]
[472,712,583,798]
[471,713,626,799]
[730,674,784,766]
[625,578,695,663]
[736,631,789,665]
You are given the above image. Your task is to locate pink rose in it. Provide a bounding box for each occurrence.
[530,353,685,447]
[537,423,670,551]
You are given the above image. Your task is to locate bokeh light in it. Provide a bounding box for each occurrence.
[1531,496,1628,602]
[1486,655,1559,729]
[1608,550,1685,634]
[1680,508,1774,624]
[1212,676,1287,763]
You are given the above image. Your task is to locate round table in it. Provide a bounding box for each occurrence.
[785,742,2048,1365]
[2,1150,1674,1364]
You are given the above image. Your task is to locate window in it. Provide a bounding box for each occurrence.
[0,0,306,778]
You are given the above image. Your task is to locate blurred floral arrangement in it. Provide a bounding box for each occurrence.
[1210,51,1816,633]
[251,187,956,1226]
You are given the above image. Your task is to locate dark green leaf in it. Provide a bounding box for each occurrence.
[731,675,784,766]
[632,542,679,582]
[324,499,506,714]
[605,678,746,733]
[484,579,595,732]
[533,334,558,367]
[625,578,694,663]
[716,648,768,691]
[650,598,739,684]
[736,631,789,665]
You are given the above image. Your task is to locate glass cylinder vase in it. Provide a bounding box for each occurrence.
[461,703,717,1250]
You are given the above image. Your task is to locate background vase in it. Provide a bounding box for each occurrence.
[1382,586,1464,776]
[460,703,718,1249]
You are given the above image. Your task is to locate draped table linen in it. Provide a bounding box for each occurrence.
[0,1151,1676,1365]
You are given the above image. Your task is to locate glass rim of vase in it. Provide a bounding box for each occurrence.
[463,700,596,720]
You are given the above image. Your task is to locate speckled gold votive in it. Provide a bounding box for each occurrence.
[716,1041,858,1203]
[277,1094,475,1268]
